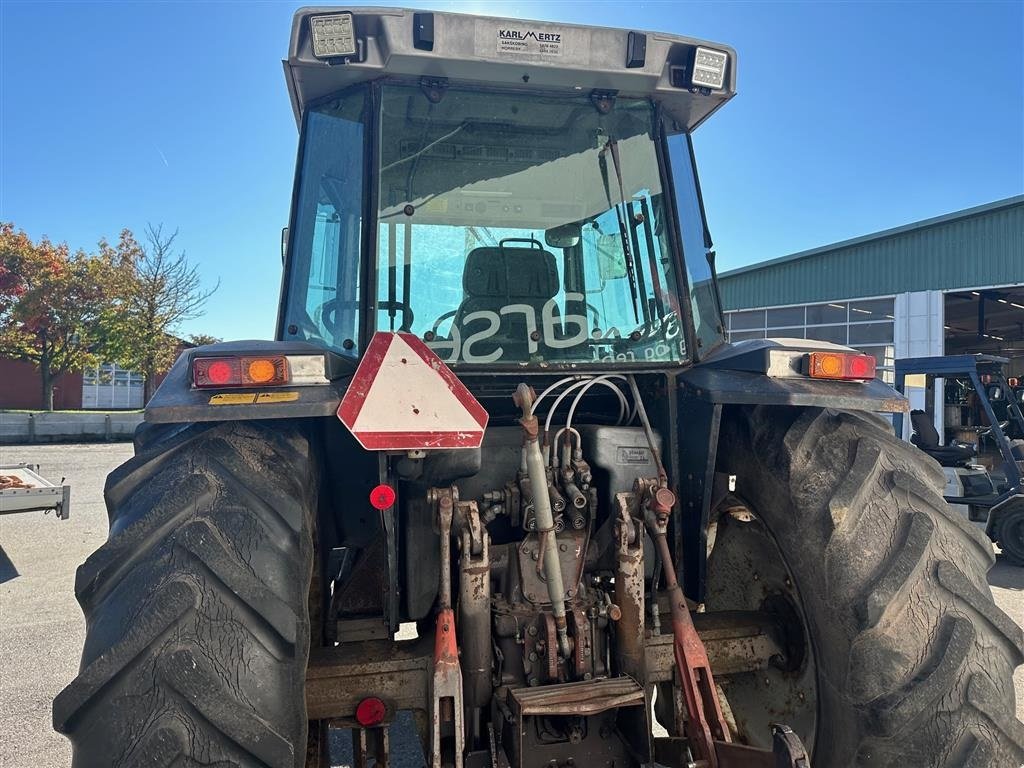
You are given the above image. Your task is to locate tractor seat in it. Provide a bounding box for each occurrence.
[453,242,559,361]
[910,410,975,467]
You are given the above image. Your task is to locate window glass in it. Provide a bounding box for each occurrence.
[805,325,847,344]
[767,306,805,327]
[731,309,765,331]
[729,329,766,342]
[769,327,804,339]
[665,133,724,353]
[848,321,894,344]
[806,302,847,325]
[282,90,367,356]
[849,298,894,321]
[375,86,685,366]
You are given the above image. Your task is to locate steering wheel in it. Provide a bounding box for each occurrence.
[318,298,362,337]
[319,298,416,336]
[430,310,457,338]
[377,300,416,332]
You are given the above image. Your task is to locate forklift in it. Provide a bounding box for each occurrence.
[894,353,1024,564]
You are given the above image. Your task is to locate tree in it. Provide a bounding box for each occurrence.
[187,333,222,347]
[104,224,218,403]
[0,223,128,410]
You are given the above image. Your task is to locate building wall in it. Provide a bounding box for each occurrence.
[0,358,83,410]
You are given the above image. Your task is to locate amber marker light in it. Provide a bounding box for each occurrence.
[242,356,288,386]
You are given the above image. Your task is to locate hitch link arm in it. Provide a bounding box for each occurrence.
[642,484,730,768]
[427,488,465,768]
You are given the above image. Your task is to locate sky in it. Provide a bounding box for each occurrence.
[2,1,1022,342]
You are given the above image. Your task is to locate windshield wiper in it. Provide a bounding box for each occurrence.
[598,140,642,324]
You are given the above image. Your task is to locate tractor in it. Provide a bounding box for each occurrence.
[54,7,1024,767]
[894,353,1024,565]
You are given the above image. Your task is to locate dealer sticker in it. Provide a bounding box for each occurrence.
[474,20,587,65]
[496,27,563,57]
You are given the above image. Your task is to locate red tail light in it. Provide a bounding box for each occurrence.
[193,356,289,388]
[806,351,876,381]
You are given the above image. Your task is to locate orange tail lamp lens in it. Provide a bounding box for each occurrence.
[807,351,876,380]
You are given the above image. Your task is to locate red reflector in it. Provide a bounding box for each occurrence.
[194,357,241,388]
[370,484,396,510]
[807,351,876,380]
[355,696,387,727]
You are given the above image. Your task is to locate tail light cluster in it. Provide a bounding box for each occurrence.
[192,354,327,388]
[806,351,876,381]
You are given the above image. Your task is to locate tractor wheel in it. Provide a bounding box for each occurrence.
[995,499,1024,565]
[710,406,1024,767]
[53,421,317,768]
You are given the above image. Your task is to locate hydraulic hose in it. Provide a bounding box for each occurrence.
[513,383,573,659]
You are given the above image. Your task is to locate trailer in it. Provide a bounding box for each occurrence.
[0,464,71,520]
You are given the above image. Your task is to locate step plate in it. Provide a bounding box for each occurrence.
[508,676,644,717]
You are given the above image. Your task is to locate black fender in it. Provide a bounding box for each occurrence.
[144,340,353,424]
[674,338,907,601]
[682,337,907,413]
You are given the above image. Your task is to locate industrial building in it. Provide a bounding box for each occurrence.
[718,195,1024,437]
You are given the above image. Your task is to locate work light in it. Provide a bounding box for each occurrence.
[692,47,728,90]
[310,13,357,59]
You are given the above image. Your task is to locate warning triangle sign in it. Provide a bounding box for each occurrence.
[337,332,488,450]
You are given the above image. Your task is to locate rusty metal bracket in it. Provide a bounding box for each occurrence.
[457,501,491,709]
[354,725,390,768]
[430,488,465,767]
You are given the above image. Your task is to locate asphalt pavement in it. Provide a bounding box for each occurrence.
[1,442,1022,768]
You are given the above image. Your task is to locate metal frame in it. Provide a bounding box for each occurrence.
[893,353,1023,505]
[0,464,70,519]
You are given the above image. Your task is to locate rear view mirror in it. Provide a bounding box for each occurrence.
[545,223,581,249]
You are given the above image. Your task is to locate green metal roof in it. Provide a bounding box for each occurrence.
[718,196,1024,310]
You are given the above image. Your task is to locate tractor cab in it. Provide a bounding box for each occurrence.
[277,7,734,371]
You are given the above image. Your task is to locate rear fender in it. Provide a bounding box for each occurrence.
[145,340,353,424]
[675,339,907,601]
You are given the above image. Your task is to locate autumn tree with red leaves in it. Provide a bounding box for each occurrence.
[0,223,138,410]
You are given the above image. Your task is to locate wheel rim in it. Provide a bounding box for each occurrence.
[1002,510,1024,560]
[702,500,819,753]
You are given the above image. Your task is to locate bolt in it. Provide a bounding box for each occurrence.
[528,652,538,662]
[529,677,539,686]
[785,577,793,588]
[752,572,759,581]
[559,543,568,552]
[527,626,537,637]
[531,552,539,561]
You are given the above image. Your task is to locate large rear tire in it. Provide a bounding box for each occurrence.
[53,421,316,768]
[711,406,1024,767]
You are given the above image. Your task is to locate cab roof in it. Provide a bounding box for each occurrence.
[285,6,737,131]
